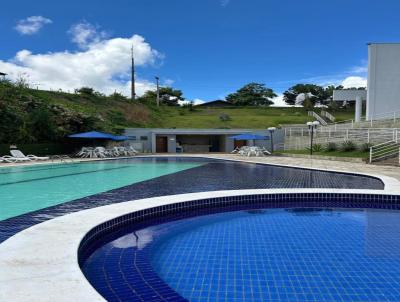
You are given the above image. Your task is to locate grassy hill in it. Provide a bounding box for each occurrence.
[0,80,355,145]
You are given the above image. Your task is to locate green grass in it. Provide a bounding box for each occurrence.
[279,149,369,158]
[28,88,356,129]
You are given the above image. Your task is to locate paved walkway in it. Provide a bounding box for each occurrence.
[200,154,400,183]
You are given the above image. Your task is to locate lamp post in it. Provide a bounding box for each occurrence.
[267,127,276,153]
[155,76,160,107]
[306,121,320,155]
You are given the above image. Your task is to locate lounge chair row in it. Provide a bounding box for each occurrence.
[0,150,49,163]
[76,146,139,158]
[231,146,271,157]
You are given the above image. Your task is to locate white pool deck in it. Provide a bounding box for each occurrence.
[0,155,400,301]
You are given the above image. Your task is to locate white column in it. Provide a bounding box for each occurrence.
[355,96,362,123]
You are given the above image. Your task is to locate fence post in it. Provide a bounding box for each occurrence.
[346,129,349,139]
[369,147,373,164]
[367,129,370,143]
[351,120,354,128]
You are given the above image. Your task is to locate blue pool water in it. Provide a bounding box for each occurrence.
[0,159,202,221]
[83,208,400,302]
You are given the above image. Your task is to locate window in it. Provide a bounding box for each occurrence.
[128,136,136,140]
[140,136,148,141]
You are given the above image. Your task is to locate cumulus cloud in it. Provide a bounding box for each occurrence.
[15,16,52,35]
[178,98,205,106]
[341,76,367,88]
[68,21,108,49]
[0,34,162,96]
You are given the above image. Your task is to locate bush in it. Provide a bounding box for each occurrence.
[341,140,356,152]
[219,113,232,122]
[325,142,337,152]
[294,112,301,116]
[359,142,372,152]
[312,143,323,152]
[306,143,323,153]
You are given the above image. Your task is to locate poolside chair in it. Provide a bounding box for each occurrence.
[10,150,49,161]
[231,147,240,154]
[0,156,17,163]
[126,146,138,156]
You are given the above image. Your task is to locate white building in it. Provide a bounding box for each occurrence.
[367,43,400,120]
[334,43,400,121]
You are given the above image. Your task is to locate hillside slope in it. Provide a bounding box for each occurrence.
[0,81,354,144]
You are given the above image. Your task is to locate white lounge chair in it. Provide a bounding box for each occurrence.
[10,150,49,161]
[0,156,17,163]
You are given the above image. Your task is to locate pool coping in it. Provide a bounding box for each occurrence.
[1,189,400,302]
[1,156,400,301]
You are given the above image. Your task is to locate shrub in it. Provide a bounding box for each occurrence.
[306,143,323,153]
[219,113,232,122]
[359,142,372,152]
[312,143,323,152]
[294,112,301,116]
[341,140,356,152]
[325,142,337,152]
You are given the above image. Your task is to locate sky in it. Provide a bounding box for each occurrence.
[1,0,400,106]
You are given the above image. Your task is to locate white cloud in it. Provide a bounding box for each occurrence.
[0,34,162,96]
[178,98,205,106]
[341,76,367,88]
[15,16,52,35]
[68,21,108,49]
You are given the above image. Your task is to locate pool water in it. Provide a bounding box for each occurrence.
[0,159,202,221]
[84,208,400,302]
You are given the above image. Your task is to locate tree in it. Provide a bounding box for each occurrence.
[283,84,329,106]
[138,87,184,106]
[226,83,276,106]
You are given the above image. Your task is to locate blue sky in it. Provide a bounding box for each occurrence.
[1,0,400,104]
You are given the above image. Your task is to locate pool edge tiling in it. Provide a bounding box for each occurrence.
[0,156,387,245]
[1,189,400,302]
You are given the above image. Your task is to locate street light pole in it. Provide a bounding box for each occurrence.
[155,76,160,107]
[267,127,276,153]
[307,121,319,156]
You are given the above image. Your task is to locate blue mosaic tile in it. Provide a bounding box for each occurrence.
[0,157,384,245]
[79,193,400,302]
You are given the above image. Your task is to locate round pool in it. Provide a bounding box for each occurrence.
[82,206,400,302]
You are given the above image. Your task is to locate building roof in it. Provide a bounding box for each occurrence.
[333,89,367,101]
[196,100,232,107]
[0,72,7,76]
[125,128,269,135]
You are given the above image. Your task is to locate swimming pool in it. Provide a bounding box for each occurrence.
[0,157,384,245]
[82,205,400,302]
[0,158,202,221]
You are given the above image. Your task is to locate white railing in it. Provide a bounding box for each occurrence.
[308,111,328,126]
[321,109,400,131]
[321,110,336,122]
[369,141,400,164]
[284,128,400,150]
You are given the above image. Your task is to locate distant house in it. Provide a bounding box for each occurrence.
[0,72,7,80]
[196,100,232,108]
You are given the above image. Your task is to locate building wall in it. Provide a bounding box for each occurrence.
[124,128,284,153]
[367,43,400,120]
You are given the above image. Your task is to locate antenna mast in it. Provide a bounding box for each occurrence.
[131,46,136,101]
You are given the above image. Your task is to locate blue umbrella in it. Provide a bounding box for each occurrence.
[229,134,269,140]
[112,135,130,141]
[230,133,269,148]
[68,131,116,139]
